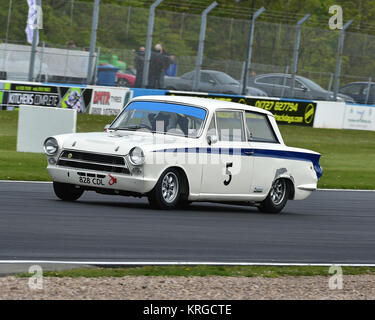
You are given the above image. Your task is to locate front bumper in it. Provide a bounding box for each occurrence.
[47,166,157,194]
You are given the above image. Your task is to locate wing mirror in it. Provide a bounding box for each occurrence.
[209,79,216,86]
[104,124,110,132]
[301,85,308,92]
[207,135,218,145]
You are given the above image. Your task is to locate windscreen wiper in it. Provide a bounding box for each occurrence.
[112,124,152,131]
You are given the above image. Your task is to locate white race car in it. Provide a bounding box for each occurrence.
[44,95,322,213]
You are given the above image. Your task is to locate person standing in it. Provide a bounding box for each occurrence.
[149,43,170,89]
[134,46,145,88]
[165,54,177,77]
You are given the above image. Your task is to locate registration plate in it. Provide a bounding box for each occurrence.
[77,173,117,187]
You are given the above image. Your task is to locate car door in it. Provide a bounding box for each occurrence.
[254,75,283,97]
[244,111,282,197]
[198,72,218,93]
[178,72,194,91]
[200,110,254,199]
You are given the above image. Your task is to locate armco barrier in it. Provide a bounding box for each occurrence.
[1,80,374,131]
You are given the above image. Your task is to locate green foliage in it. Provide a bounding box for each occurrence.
[0,0,374,83]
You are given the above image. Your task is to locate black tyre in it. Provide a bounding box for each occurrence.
[53,182,84,201]
[148,168,182,210]
[258,179,289,214]
[117,78,130,87]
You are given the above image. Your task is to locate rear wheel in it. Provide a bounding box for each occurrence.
[258,179,289,214]
[53,182,84,201]
[148,169,182,210]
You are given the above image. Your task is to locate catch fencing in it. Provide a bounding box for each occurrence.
[0,0,375,100]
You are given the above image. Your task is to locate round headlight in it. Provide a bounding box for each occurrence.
[43,137,59,156]
[129,147,145,166]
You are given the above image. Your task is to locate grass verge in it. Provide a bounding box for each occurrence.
[16,265,375,278]
[1,111,375,189]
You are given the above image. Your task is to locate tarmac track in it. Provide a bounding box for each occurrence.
[1,181,375,264]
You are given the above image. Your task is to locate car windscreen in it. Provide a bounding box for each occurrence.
[111,101,207,138]
[299,77,325,91]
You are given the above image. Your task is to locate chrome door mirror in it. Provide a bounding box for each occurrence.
[207,135,218,145]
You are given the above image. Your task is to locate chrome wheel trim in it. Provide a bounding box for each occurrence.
[270,179,286,205]
[161,172,179,203]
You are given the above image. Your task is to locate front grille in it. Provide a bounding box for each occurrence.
[57,150,130,174]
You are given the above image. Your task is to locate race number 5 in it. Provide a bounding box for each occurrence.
[224,162,233,186]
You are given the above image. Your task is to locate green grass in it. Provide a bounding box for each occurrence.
[279,125,375,189]
[16,265,375,278]
[0,112,113,181]
[1,111,375,189]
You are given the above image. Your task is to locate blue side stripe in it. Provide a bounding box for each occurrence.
[153,147,322,179]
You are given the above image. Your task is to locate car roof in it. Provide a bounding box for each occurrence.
[131,95,274,116]
[255,73,303,79]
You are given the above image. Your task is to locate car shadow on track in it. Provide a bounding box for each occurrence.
[48,197,299,217]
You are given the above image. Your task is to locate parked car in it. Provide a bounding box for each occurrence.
[248,73,354,102]
[165,70,268,97]
[116,69,136,87]
[339,82,375,104]
[43,95,322,214]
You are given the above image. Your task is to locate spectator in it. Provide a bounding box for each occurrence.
[149,43,170,89]
[134,46,145,88]
[165,54,177,77]
[67,40,76,49]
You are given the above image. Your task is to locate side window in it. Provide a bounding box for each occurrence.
[200,73,212,83]
[256,76,282,86]
[215,111,245,142]
[294,79,305,89]
[181,72,193,80]
[245,112,278,143]
[340,84,362,95]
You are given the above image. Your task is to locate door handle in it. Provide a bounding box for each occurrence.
[244,151,254,155]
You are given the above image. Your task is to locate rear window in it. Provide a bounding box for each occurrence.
[245,112,278,143]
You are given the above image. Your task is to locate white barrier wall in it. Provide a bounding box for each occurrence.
[343,104,375,131]
[313,101,346,129]
[17,105,77,153]
[313,101,375,131]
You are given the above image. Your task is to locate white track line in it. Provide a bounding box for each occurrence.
[0,180,51,184]
[0,180,374,192]
[0,260,375,267]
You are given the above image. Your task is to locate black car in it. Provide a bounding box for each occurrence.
[339,82,375,104]
[164,70,268,96]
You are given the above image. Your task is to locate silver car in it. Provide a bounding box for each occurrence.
[248,73,354,102]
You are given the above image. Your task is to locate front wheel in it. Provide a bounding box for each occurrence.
[53,182,84,201]
[258,179,289,214]
[148,169,181,210]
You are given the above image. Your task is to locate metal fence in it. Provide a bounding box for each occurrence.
[1,0,375,102]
